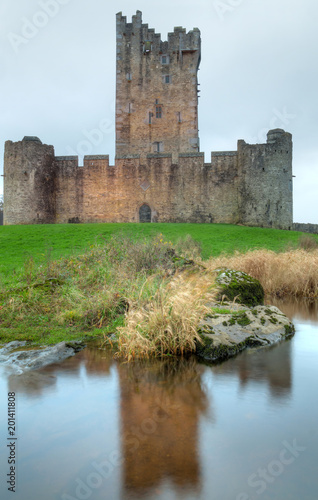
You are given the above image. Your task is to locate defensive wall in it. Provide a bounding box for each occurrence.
[292,223,318,234]
[3,129,293,229]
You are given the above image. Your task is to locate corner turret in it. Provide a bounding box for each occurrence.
[238,129,293,230]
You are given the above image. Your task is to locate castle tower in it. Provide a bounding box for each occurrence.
[3,137,56,225]
[238,129,293,230]
[115,11,201,162]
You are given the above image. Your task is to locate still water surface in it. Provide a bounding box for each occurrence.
[0,299,318,500]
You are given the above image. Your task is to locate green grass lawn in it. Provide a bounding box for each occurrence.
[0,222,312,285]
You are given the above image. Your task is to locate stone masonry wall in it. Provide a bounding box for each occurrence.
[210,151,240,224]
[52,152,241,224]
[293,223,318,234]
[55,156,83,224]
[3,130,293,229]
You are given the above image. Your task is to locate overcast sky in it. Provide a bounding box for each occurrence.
[1,0,317,223]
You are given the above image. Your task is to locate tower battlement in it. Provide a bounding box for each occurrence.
[116,11,200,47]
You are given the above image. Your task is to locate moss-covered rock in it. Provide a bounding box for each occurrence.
[196,334,247,361]
[215,268,264,307]
[196,303,295,363]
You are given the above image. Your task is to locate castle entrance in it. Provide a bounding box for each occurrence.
[139,204,151,223]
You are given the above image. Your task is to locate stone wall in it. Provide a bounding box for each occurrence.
[53,152,217,224]
[210,151,240,224]
[55,156,83,224]
[3,131,293,230]
[293,223,318,234]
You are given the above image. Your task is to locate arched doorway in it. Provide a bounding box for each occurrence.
[139,204,151,223]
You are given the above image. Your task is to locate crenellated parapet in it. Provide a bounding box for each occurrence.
[3,131,292,228]
[116,11,200,57]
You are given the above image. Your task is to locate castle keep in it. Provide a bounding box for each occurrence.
[116,11,200,160]
[3,11,293,229]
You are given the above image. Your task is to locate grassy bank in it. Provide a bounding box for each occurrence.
[0,223,312,286]
[1,224,318,356]
[0,233,214,351]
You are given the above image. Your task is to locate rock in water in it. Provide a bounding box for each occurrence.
[197,303,295,362]
[196,269,294,362]
[0,341,85,373]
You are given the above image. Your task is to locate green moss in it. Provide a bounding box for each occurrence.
[246,336,264,347]
[284,324,295,336]
[216,269,264,307]
[222,321,228,326]
[252,309,258,316]
[227,311,252,327]
[269,317,278,324]
[260,317,266,325]
[198,325,215,335]
[264,308,273,315]
[236,312,252,326]
[196,334,214,359]
[196,334,248,361]
[211,307,232,315]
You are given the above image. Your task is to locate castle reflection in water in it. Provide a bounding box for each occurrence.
[8,334,294,498]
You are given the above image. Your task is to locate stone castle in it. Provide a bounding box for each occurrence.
[3,11,293,228]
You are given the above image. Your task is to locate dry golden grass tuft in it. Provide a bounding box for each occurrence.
[298,234,318,251]
[114,271,216,360]
[208,249,318,298]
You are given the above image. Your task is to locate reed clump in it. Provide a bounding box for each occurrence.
[113,271,216,360]
[208,248,318,298]
[297,234,318,251]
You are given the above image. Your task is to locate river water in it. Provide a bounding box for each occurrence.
[0,299,318,500]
